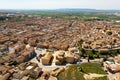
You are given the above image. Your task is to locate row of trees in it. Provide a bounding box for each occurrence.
[76,40,119,62]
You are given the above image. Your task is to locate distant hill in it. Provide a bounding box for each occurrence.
[25,8,120,13]
[0,8,120,13]
[54,9,120,13]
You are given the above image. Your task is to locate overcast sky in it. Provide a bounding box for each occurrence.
[0,0,120,10]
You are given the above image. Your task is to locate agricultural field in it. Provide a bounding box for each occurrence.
[57,63,108,80]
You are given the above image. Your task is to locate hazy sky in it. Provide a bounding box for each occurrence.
[0,0,120,10]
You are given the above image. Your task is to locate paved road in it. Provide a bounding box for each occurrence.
[30,48,119,80]
[30,48,103,71]
[30,48,66,71]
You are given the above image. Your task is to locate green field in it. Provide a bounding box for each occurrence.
[57,63,107,80]
[22,10,120,21]
[1,10,120,22]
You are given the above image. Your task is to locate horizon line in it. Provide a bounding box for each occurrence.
[0,8,120,11]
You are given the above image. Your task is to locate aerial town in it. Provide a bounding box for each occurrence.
[0,11,120,80]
